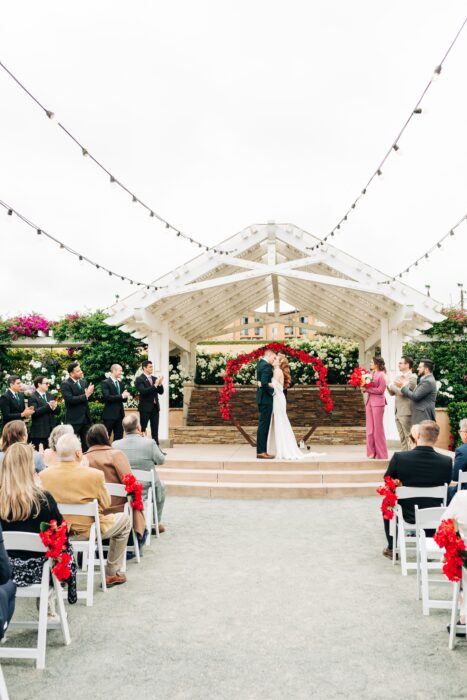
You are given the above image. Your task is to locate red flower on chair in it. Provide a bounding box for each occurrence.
[122,473,144,511]
[376,477,400,520]
[39,519,72,581]
[434,518,467,582]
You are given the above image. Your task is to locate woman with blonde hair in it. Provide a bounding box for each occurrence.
[0,420,45,472]
[0,443,76,603]
[43,424,74,467]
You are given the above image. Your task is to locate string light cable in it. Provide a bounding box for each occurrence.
[0,198,168,291]
[0,60,235,257]
[306,15,467,252]
[378,213,467,284]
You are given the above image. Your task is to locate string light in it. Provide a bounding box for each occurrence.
[1,198,167,291]
[306,16,467,252]
[0,60,236,257]
[378,214,466,284]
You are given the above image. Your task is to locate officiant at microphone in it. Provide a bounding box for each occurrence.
[28,376,60,450]
[101,364,130,441]
[135,360,164,447]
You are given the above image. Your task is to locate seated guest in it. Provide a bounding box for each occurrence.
[41,433,131,588]
[0,443,74,613]
[85,424,146,544]
[0,524,16,637]
[0,420,45,472]
[113,414,166,533]
[0,375,34,426]
[43,424,74,468]
[450,419,467,493]
[28,376,60,451]
[382,420,452,559]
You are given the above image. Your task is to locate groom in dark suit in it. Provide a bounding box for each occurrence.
[256,350,276,459]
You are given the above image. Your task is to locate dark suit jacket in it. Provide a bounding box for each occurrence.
[135,374,164,413]
[60,377,91,427]
[385,445,452,523]
[101,378,127,420]
[0,390,25,426]
[28,391,60,438]
[256,359,274,405]
[452,443,467,483]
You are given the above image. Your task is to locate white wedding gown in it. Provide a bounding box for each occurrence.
[267,377,306,460]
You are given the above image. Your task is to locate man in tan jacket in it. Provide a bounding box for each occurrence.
[387,355,417,451]
[40,432,131,587]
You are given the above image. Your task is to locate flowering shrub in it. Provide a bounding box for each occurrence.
[6,314,52,340]
[168,360,191,408]
[196,336,359,386]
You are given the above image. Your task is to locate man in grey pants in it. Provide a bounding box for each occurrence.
[387,355,417,450]
[398,358,438,426]
[113,414,166,532]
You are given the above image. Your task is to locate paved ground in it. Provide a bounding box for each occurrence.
[4,497,467,700]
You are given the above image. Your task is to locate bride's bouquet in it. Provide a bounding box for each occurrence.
[348,367,373,388]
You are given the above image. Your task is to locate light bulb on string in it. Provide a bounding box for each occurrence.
[45,110,55,119]
[7,209,12,216]
[432,65,442,81]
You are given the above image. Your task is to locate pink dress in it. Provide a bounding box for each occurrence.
[364,371,388,459]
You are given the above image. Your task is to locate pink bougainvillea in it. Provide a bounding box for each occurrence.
[7,314,52,340]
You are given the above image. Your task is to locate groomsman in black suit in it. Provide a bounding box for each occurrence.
[28,376,60,450]
[60,361,94,450]
[0,375,34,427]
[101,364,130,441]
[135,360,164,446]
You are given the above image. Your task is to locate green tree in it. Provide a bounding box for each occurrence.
[53,312,144,395]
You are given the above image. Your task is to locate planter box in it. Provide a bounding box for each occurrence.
[169,408,183,428]
[435,408,451,450]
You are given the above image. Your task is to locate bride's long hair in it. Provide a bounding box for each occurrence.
[278,355,292,390]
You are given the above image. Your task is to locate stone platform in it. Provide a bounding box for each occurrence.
[169,425,366,445]
[161,444,390,498]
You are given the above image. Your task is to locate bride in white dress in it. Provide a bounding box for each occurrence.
[267,356,306,460]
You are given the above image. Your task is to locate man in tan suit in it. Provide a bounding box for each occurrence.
[41,432,131,588]
[387,355,417,450]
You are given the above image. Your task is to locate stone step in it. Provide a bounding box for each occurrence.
[165,481,380,499]
[159,467,385,484]
[169,426,366,445]
[164,458,389,471]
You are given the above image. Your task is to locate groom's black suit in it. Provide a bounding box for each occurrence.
[256,359,274,454]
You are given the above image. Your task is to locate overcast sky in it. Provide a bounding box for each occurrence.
[1,1,466,319]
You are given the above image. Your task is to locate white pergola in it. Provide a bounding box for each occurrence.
[106,222,445,442]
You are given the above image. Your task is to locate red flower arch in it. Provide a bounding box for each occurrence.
[218,342,333,421]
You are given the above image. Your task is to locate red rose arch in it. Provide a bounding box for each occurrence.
[218,342,333,425]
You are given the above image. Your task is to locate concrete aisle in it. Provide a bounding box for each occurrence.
[4,497,467,700]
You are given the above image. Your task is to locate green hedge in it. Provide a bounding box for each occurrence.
[447,402,467,449]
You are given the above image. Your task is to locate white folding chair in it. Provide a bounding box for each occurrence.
[105,483,140,563]
[0,664,9,700]
[132,469,160,541]
[448,575,466,650]
[57,500,107,606]
[393,485,447,576]
[415,506,451,615]
[0,532,71,670]
[457,472,467,491]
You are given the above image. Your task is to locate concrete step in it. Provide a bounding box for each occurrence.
[169,426,366,445]
[159,467,385,484]
[164,458,389,471]
[165,481,381,499]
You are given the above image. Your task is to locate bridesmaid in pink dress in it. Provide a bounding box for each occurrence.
[363,357,388,459]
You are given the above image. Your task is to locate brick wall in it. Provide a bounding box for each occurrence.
[187,385,366,427]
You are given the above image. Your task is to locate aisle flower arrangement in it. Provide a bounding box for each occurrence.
[39,519,73,581]
[122,473,144,511]
[434,518,467,582]
[376,476,400,520]
[218,342,333,421]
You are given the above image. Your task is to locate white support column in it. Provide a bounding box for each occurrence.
[380,319,398,443]
[358,341,365,367]
[146,326,170,445]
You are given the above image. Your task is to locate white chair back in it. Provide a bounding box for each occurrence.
[0,532,70,669]
[104,483,140,564]
[132,469,159,539]
[106,483,127,497]
[397,484,448,506]
[457,472,467,491]
[415,505,447,531]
